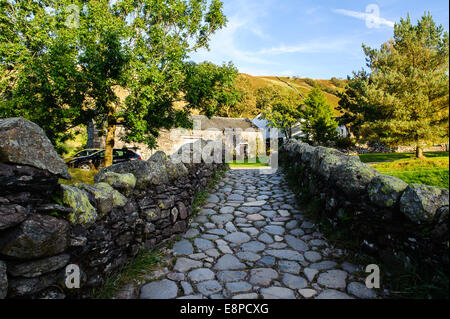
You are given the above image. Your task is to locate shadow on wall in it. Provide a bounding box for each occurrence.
[0,117,225,299]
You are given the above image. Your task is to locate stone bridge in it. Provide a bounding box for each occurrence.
[137,168,378,299]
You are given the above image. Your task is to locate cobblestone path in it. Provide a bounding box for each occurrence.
[138,169,379,299]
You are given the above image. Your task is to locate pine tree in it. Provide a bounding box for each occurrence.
[301,86,338,145]
[360,13,449,158]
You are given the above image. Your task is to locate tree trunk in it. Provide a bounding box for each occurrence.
[416,145,424,158]
[104,114,116,167]
[86,120,94,149]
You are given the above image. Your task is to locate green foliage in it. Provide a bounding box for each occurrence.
[340,13,449,155]
[300,86,338,145]
[0,0,229,165]
[257,86,302,139]
[183,61,241,118]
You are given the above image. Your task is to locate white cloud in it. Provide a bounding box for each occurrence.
[258,38,352,55]
[333,7,395,28]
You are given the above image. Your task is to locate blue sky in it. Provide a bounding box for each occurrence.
[190,0,449,79]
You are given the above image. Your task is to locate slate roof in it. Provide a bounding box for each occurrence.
[190,115,259,131]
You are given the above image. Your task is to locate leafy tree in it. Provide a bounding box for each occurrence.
[0,0,228,166]
[257,86,302,139]
[182,61,241,118]
[301,86,338,145]
[341,13,449,158]
[0,0,88,152]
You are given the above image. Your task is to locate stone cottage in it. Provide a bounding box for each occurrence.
[92,115,265,161]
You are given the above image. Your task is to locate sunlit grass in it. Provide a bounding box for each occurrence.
[358,151,449,163]
[228,157,270,168]
[370,157,449,189]
[59,168,98,186]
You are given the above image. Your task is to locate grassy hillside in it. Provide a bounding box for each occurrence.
[239,74,345,118]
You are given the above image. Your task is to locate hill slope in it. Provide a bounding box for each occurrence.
[237,74,345,118]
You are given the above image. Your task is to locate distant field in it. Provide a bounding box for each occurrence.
[228,157,270,168]
[360,152,449,189]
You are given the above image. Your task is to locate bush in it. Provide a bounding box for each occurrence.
[335,137,356,149]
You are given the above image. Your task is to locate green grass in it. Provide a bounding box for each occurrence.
[91,249,166,299]
[228,157,270,168]
[59,168,98,186]
[358,151,449,163]
[370,157,449,189]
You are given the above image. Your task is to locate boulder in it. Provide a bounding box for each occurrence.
[6,254,70,278]
[330,160,378,196]
[399,184,449,224]
[311,147,359,180]
[368,175,408,208]
[0,118,70,179]
[0,204,27,230]
[149,151,188,180]
[61,184,98,226]
[94,171,136,196]
[0,214,69,259]
[7,270,64,297]
[95,160,168,190]
[74,183,127,218]
[0,261,6,299]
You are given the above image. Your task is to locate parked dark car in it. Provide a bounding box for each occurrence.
[67,148,142,170]
[64,148,101,163]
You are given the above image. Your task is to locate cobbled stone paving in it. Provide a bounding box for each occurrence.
[139,169,379,299]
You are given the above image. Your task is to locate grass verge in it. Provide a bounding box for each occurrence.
[59,168,98,186]
[358,151,448,163]
[228,157,270,168]
[90,249,166,299]
[370,157,449,189]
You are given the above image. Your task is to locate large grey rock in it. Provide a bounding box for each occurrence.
[173,258,203,272]
[263,225,285,236]
[140,279,178,299]
[94,171,136,196]
[0,214,69,259]
[96,159,169,190]
[311,147,357,180]
[399,184,449,224]
[75,182,127,218]
[260,286,295,299]
[188,268,215,283]
[0,204,27,230]
[224,232,250,244]
[316,289,354,299]
[196,280,222,296]
[8,270,63,297]
[149,151,188,181]
[284,235,309,251]
[317,270,347,289]
[214,255,246,270]
[249,268,278,286]
[6,254,70,278]
[368,175,408,208]
[0,261,6,299]
[173,240,194,255]
[282,273,308,289]
[61,184,98,226]
[331,160,378,196]
[226,281,252,294]
[0,118,70,179]
[216,271,247,283]
[266,249,304,261]
[347,282,377,299]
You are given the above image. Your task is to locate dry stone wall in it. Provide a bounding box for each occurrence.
[279,139,449,274]
[0,118,224,299]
